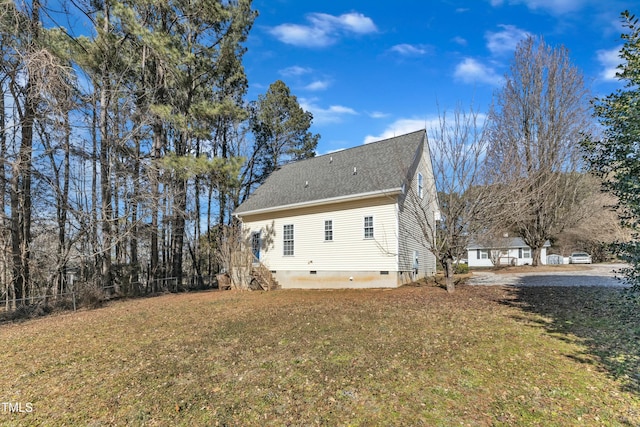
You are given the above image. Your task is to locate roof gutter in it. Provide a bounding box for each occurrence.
[235,187,403,218]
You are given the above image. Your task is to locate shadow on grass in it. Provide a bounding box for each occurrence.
[502,285,640,395]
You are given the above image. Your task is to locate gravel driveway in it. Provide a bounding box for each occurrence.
[466,263,630,287]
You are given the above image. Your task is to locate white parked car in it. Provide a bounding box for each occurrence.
[569,252,592,264]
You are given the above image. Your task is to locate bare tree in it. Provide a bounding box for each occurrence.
[405,104,495,293]
[553,174,631,260]
[485,36,593,266]
[213,224,252,290]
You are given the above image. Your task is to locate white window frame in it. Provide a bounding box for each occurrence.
[479,249,489,259]
[324,220,333,241]
[251,231,261,261]
[283,224,294,256]
[364,216,374,239]
[522,247,531,258]
[418,172,424,199]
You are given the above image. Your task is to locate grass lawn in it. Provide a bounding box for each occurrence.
[1,284,639,426]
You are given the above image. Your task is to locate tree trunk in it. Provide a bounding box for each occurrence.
[0,77,7,307]
[10,0,40,304]
[171,175,186,291]
[444,257,455,293]
[130,134,141,295]
[91,100,99,284]
[531,246,542,267]
[150,124,162,291]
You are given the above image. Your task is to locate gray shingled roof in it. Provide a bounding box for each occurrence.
[467,237,551,249]
[234,129,426,215]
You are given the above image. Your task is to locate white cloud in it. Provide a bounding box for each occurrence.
[486,25,531,56]
[269,24,332,48]
[389,44,431,56]
[268,12,377,48]
[364,119,433,144]
[304,80,331,91]
[489,0,589,15]
[363,113,488,145]
[279,66,312,77]
[299,98,358,125]
[369,111,390,119]
[452,36,467,46]
[311,12,377,34]
[597,46,622,81]
[454,58,504,86]
[519,0,587,14]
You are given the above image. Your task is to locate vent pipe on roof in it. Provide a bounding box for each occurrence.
[353,167,357,175]
[330,156,333,163]
[305,180,309,188]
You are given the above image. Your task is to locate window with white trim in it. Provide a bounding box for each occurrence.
[324,220,333,241]
[477,249,489,259]
[283,224,294,256]
[522,247,531,258]
[418,172,424,199]
[251,231,261,260]
[364,216,374,239]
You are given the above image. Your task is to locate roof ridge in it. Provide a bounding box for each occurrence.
[313,128,425,160]
[234,129,427,215]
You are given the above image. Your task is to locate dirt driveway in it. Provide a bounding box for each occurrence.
[466,263,629,287]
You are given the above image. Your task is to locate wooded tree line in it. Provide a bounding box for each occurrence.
[0,0,318,307]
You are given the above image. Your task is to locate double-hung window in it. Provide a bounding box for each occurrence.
[324,220,333,241]
[364,216,374,239]
[283,224,294,256]
[477,249,489,259]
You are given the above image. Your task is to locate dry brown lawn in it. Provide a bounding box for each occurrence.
[1,284,639,426]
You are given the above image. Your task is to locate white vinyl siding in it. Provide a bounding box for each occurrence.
[397,143,438,277]
[241,197,398,272]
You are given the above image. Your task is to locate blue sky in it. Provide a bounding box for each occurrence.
[243,0,637,155]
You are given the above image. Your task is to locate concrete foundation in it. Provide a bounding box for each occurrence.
[272,270,416,289]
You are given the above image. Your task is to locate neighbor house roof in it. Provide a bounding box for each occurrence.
[234,129,426,216]
[467,237,551,250]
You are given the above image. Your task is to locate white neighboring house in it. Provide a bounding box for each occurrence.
[466,237,551,267]
[233,130,440,289]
